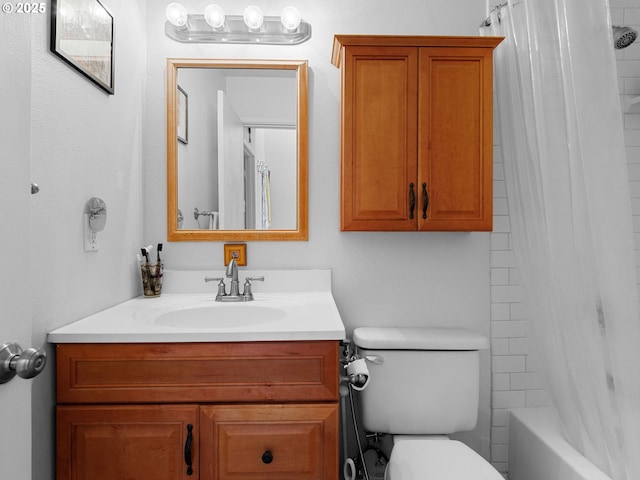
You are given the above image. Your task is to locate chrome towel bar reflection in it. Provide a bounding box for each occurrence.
[194,207,217,220]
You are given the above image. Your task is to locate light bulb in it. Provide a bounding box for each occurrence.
[280,6,301,31]
[204,4,225,29]
[166,2,188,27]
[243,5,263,31]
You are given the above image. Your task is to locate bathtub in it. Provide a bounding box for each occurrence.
[508,407,612,480]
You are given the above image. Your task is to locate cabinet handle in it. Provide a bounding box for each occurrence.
[409,183,416,219]
[422,183,429,219]
[262,450,274,464]
[184,424,193,476]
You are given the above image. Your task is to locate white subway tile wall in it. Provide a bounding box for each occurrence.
[489,4,640,474]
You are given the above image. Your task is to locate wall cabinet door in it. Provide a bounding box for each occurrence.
[57,405,198,480]
[199,404,339,480]
[335,36,501,232]
[417,47,495,231]
[340,45,418,231]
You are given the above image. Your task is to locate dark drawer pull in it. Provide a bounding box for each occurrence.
[409,183,416,219]
[184,424,193,475]
[262,450,274,464]
[422,183,429,219]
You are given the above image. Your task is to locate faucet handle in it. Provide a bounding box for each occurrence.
[205,276,227,299]
[242,277,264,300]
[204,276,224,283]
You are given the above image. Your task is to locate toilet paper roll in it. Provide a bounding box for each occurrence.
[343,458,356,480]
[346,358,370,391]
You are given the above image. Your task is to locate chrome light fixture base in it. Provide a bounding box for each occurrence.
[165,15,311,45]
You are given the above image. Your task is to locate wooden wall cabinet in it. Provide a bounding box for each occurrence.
[55,341,339,480]
[332,35,503,231]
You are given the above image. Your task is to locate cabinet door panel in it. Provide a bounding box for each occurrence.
[200,404,338,480]
[418,47,494,230]
[341,46,418,230]
[56,405,198,480]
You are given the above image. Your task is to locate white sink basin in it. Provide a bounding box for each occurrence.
[48,270,346,343]
[153,304,287,329]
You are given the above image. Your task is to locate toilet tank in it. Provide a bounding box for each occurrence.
[352,327,488,435]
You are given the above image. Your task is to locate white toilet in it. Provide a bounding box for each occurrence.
[352,327,503,480]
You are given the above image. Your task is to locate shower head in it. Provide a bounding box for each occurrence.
[612,26,638,50]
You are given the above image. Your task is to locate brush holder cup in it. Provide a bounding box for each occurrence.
[140,263,163,297]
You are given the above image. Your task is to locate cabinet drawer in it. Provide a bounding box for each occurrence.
[56,341,339,404]
[200,404,338,480]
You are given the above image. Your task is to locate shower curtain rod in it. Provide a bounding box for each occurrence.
[481,1,522,27]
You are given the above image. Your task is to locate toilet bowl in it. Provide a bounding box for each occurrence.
[386,436,503,480]
[352,327,502,480]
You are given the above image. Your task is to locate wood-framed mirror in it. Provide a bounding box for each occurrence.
[166,58,308,241]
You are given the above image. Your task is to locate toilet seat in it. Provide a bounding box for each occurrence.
[386,437,503,480]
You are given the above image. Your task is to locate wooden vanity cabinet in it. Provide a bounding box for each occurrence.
[332,35,502,231]
[55,341,340,480]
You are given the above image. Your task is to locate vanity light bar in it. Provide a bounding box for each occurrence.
[165,4,311,45]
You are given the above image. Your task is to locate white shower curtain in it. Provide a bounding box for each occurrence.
[482,1,640,478]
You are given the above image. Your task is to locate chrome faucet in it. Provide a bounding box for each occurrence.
[226,259,240,297]
[204,259,264,302]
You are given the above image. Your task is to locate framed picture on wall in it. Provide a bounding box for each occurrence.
[50,0,115,94]
[177,85,188,144]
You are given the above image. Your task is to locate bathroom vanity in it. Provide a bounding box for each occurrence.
[49,270,345,480]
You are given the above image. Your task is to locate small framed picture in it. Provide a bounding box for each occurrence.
[50,0,115,94]
[177,85,188,144]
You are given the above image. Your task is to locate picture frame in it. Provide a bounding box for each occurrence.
[177,85,188,144]
[50,0,115,95]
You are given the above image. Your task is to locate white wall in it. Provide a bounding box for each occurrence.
[176,69,222,229]
[144,0,493,461]
[27,1,147,478]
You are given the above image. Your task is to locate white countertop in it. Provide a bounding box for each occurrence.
[48,270,346,343]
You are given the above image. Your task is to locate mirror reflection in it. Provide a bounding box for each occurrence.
[166,59,308,241]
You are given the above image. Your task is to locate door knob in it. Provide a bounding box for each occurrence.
[0,342,47,384]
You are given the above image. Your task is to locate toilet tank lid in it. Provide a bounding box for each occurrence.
[353,327,489,350]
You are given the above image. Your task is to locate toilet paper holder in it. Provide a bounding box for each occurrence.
[0,342,47,384]
[340,340,380,391]
[345,358,371,391]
